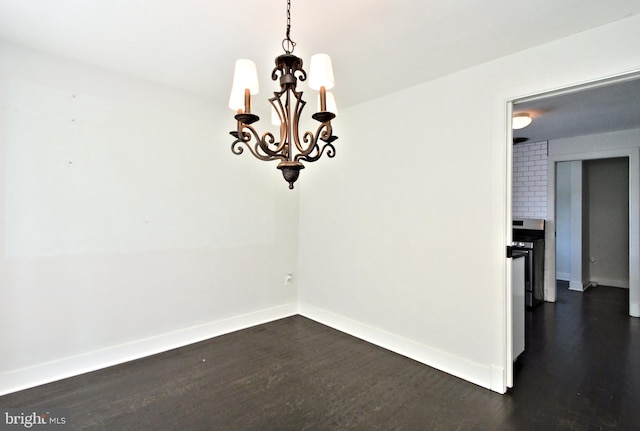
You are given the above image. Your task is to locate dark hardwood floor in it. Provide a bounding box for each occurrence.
[2,284,639,430]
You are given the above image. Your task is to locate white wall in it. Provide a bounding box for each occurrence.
[584,157,630,288]
[298,16,640,393]
[0,42,299,394]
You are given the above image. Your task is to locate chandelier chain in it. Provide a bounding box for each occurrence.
[282,0,296,54]
[287,0,290,34]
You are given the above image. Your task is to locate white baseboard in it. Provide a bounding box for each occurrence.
[556,272,571,281]
[298,302,495,392]
[0,303,298,396]
[589,277,629,289]
[490,365,507,394]
[569,280,585,291]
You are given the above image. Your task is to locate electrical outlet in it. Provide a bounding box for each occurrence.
[284,273,293,285]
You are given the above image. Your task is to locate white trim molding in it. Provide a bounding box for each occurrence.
[0,303,298,396]
[298,302,498,392]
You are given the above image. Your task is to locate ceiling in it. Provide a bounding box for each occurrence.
[0,0,639,111]
[513,77,640,144]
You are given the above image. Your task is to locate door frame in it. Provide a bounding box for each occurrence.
[547,148,639,317]
[500,70,640,393]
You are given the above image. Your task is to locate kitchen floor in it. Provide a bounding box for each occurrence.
[1,284,638,430]
[510,282,639,430]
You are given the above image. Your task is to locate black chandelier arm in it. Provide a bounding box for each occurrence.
[295,124,337,163]
[269,96,291,155]
[290,91,307,153]
[300,121,334,151]
[231,138,280,162]
[231,123,286,162]
[260,130,287,158]
[318,121,335,143]
[296,141,336,163]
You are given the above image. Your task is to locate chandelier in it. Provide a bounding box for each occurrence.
[228,0,338,189]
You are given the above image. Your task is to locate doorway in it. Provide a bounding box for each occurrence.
[511,76,640,318]
[556,158,630,292]
[504,75,640,393]
[546,143,639,317]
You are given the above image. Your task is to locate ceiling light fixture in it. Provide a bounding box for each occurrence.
[512,113,532,130]
[229,0,338,189]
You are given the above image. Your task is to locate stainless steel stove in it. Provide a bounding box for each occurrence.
[512,219,545,308]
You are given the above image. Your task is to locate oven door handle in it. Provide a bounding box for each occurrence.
[506,245,513,258]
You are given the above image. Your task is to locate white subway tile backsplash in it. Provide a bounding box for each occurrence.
[513,141,548,219]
